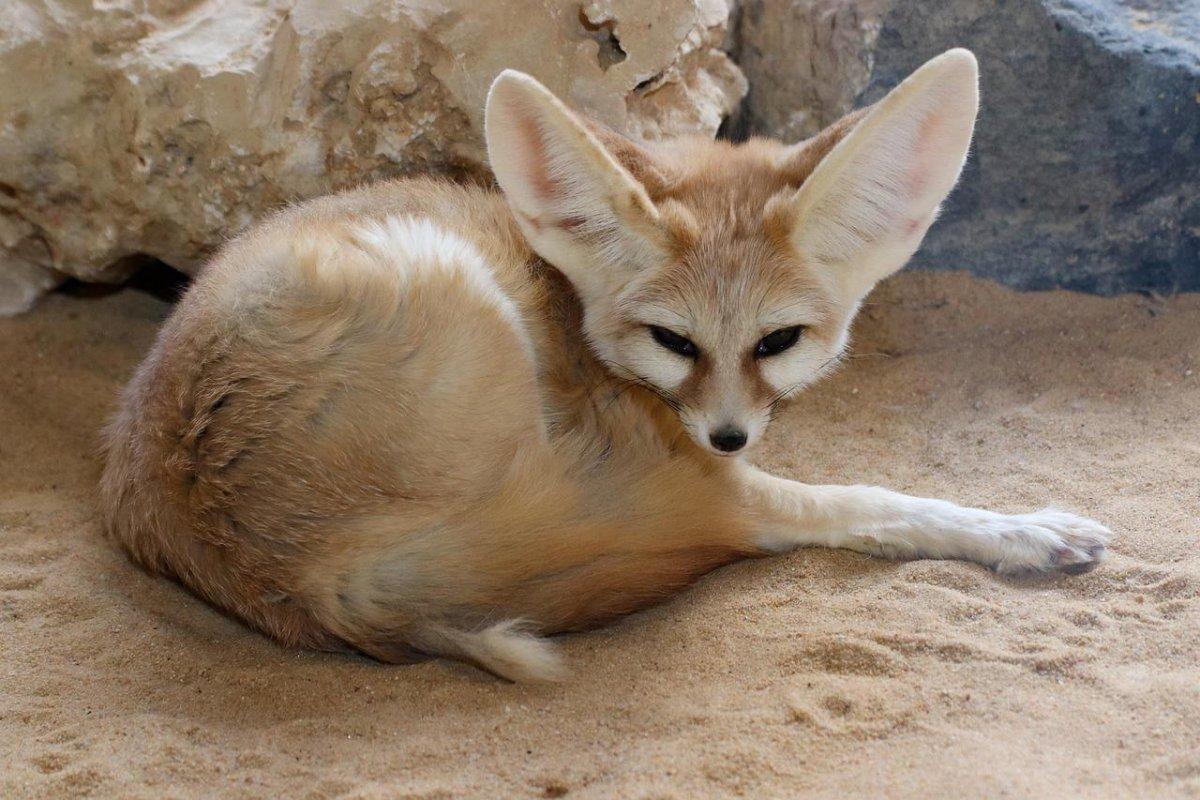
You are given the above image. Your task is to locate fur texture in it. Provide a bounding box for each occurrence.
[100,50,1109,681]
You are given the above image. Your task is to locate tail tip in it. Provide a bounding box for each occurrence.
[475,620,568,683]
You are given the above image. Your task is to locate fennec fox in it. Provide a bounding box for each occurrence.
[100,50,1108,681]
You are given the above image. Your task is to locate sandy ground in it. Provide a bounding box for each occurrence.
[1,270,1197,799]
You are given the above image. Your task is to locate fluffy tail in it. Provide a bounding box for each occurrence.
[424,620,567,683]
[352,619,567,683]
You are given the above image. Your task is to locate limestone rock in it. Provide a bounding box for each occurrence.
[0,0,745,310]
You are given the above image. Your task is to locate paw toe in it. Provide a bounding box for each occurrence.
[1047,527,1108,574]
[1056,546,1104,575]
[1001,511,1110,575]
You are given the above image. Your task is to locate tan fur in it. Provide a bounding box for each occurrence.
[100,51,1108,681]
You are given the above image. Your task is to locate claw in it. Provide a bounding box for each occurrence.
[1060,558,1100,576]
[1051,542,1106,575]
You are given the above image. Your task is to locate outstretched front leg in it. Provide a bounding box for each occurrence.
[731,463,1109,574]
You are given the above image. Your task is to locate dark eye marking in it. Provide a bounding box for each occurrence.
[649,325,699,358]
[755,325,804,358]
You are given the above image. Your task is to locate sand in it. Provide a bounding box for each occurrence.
[1,270,1197,799]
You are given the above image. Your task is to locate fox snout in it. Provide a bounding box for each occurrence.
[709,425,748,453]
[681,400,771,458]
[687,421,752,457]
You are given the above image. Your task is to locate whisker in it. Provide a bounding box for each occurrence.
[764,382,804,411]
[598,377,639,414]
[762,354,847,413]
[598,360,684,413]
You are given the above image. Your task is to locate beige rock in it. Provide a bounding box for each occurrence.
[0,0,745,311]
[734,0,890,142]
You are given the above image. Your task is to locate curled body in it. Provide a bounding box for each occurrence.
[101,180,755,679]
[100,51,1109,681]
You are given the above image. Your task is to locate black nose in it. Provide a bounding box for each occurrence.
[709,426,748,453]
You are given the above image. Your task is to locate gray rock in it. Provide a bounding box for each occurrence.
[736,0,1200,293]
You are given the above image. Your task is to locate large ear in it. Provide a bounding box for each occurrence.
[484,70,669,302]
[781,49,979,301]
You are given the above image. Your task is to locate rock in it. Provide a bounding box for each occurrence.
[734,0,1200,293]
[0,258,59,317]
[0,0,745,310]
[6,0,1194,302]
[0,207,59,314]
[733,0,889,142]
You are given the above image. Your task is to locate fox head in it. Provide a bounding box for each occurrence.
[485,50,979,457]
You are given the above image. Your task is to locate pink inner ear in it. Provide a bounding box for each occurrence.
[907,102,972,204]
[511,103,560,202]
[904,110,945,198]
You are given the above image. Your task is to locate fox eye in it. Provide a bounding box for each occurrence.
[755,325,804,358]
[649,326,699,358]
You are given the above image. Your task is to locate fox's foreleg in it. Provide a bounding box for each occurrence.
[732,463,1109,574]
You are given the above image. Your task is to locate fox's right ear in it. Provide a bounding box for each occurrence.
[778,49,980,303]
[485,70,669,302]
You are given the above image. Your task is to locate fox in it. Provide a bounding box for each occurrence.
[99,49,1109,682]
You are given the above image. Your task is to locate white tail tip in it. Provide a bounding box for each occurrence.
[443,619,568,683]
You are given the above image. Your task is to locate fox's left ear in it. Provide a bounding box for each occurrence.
[778,49,979,301]
[484,70,670,303]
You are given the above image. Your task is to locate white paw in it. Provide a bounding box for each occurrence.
[992,509,1110,575]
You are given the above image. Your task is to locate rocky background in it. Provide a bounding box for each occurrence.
[734,0,1200,294]
[1,0,1196,312]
